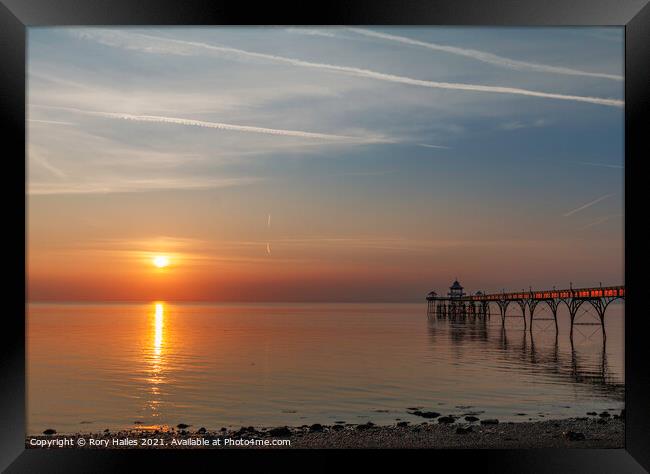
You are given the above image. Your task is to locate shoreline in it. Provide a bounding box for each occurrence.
[27,416,624,449]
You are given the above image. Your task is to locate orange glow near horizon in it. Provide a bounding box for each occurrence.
[25,230,625,302]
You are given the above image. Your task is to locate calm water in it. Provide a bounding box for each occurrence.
[27,302,624,434]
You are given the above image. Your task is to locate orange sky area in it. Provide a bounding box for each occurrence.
[27,189,624,302]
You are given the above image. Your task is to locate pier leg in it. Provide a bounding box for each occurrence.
[594,299,607,342]
[523,304,527,331]
[567,299,587,342]
[569,308,577,342]
[517,301,527,331]
[545,300,559,335]
[600,337,607,380]
[528,301,537,334]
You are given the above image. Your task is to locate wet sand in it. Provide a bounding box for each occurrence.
[26,417,624,449]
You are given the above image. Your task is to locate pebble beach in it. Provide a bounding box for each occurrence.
[27,413,624,449]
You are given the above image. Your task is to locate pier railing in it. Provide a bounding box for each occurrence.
[426,285,625,302]
[469,286,625,302]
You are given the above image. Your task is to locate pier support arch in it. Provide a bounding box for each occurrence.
[495,300,510,326]
[563,298,587,341]
[529,299,560,334]
[582,295,623,342]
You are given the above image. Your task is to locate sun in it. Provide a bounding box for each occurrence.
[152,255,170,268]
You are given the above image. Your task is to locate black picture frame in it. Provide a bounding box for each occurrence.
[1,0,648,471]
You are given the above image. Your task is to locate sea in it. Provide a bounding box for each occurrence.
[27,301,624,434]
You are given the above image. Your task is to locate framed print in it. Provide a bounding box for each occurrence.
[1,0,648,472]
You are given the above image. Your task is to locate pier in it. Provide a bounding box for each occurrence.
[426,280,625,340]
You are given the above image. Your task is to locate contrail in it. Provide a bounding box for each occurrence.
[286,28,339,38]
[563,193,613,217]
[28,119,77,126]
[419,143,450,149]
[580,215,618,230]
[98,112,374,141]
[347,28,623,82]
[78,30,624,108]
[36,105,387,143]
[578,161,624,169]
[267,213,272,228]
[32,155,67,178]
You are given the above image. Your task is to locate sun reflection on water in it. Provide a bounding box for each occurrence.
[147,302,166,419]
[154,302,164,356]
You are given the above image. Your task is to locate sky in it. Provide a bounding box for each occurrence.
[27,27,624,302]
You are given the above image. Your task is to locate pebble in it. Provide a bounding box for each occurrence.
[437,416,456,424]
[480,419,499,425]
[268,426,292,437]
[410,411,441,419]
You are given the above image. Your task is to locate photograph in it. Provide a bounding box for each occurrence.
[25,26,625,450]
